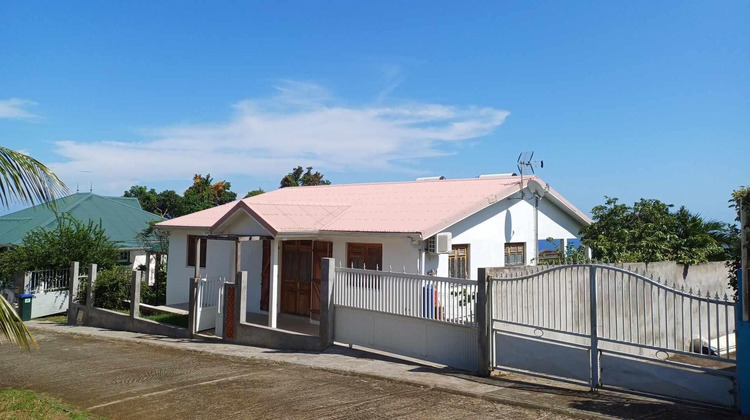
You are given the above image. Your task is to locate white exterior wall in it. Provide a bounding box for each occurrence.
[165,230,233,305]
[310,234,421,273]
[427,191,585,280]
[241,240,264,314]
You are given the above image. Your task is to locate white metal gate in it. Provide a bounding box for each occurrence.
[29,269,70,319]
[490,264,737,408]
[196,277,227,335]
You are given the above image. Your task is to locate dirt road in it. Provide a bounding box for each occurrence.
[0,330,573,419]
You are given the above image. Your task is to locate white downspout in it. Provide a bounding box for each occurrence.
[420,248,426,275]
[533,196,539,266]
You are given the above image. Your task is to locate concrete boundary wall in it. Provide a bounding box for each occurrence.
[66,262,190,339]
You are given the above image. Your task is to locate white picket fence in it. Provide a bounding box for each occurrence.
[333,267,477,325]
[333,267,479,372]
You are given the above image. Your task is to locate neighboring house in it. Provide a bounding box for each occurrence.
[157,174,591,326]
[537,249,563,262]
[0,192,164,278]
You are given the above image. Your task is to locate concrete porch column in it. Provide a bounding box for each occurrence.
[269,238,279,328]
[233,238,242,284]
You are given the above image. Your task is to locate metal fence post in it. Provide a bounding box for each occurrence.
[477,268,491,377]
[589,265,600,389]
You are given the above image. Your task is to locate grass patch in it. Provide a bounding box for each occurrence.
[0,389,102,419]
[37,315,68,323]
[143,313,188,328]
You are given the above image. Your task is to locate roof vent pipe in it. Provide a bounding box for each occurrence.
[415,176,446,181]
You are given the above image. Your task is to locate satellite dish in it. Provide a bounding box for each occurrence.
[528,179,547,199]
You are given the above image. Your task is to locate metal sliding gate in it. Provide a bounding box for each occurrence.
[490,264,737,409]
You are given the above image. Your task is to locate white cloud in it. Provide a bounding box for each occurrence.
[49,82,509,193]
[0,98,38,119]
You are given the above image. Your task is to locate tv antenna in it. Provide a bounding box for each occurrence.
[516,151,543,176]
[515,151,544,199]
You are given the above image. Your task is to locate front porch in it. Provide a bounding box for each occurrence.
[177,231,335,351]
[183,233,331,333]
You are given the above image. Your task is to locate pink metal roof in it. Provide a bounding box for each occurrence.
[157,176,591,238]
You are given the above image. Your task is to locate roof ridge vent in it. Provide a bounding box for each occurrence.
[478,173,517,179]
[415,176,446,182]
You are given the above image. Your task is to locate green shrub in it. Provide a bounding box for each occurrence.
[138,267,166,306]
[78,267,166,310]
[92,266,132,310]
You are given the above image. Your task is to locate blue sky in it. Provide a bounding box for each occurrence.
[1,1,748,223]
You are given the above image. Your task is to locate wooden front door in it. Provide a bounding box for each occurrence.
[310,241,332,321]
[280,240,316,316]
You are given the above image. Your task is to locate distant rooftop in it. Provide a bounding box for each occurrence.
[0,193,164,248]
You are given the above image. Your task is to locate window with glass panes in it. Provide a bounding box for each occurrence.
[448,244,469,279]
[346,243,382,270]
[504,242,525,266]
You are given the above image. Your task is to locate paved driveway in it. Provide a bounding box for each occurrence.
[0,330,571,419]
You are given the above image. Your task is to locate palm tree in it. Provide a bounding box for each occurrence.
[0,146,67,351]
[672,206,724,266]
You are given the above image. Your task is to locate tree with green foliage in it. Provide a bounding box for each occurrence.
[245,188,265,198]
[727,186,750,294]
[125,174,237,218]
[672,206,724,265]
[280,166,331,188]
[580,197,730,267]
[0,146,67,351]
[180,174,237,215]
[124,186,184,219]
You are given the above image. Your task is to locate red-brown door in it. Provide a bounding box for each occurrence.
[280,240,313,316]
[310,241,332,321]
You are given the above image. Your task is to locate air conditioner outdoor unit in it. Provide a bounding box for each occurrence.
[436,232,452,254]
[427,233,452,254]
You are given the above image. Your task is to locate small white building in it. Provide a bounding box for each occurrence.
[157,175,590,327]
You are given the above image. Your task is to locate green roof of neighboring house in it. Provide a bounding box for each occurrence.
[0,193,164,249]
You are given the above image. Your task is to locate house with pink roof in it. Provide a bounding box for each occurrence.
[156,174,590,331]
